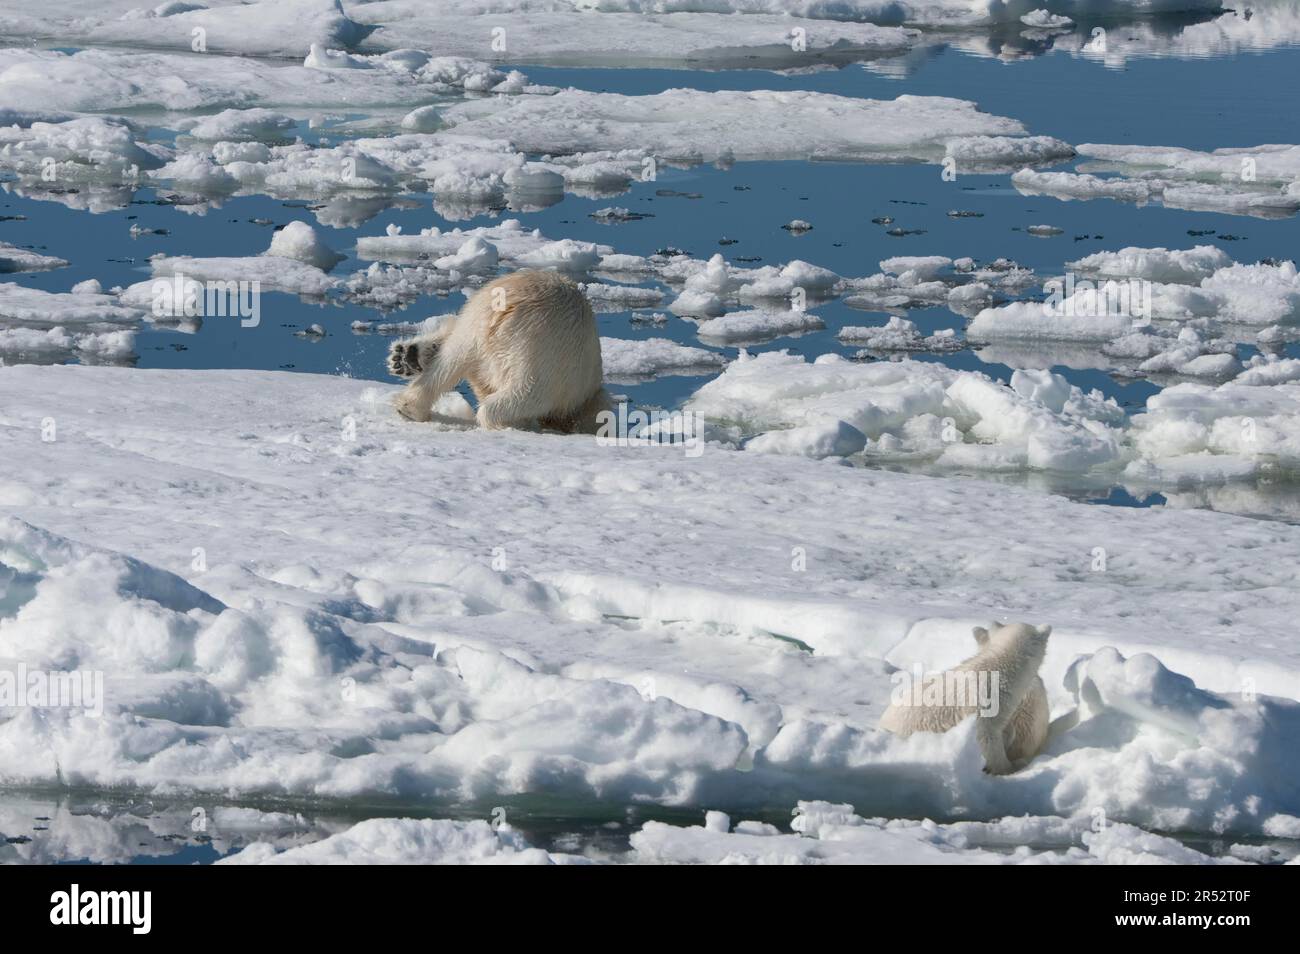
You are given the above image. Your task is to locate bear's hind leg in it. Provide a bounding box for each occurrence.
[538,388,614,435]
[393,338,465,423]
[476,387,541,431]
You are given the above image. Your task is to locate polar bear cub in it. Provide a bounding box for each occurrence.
[879,622,1051,775]
[388,270,612,433]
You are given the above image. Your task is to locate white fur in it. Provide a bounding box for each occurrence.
[388,270,611,433]
[879,622,1052,775]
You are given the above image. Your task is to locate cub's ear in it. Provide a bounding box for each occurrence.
[972,626,989,647]
[1035,624,1053,639]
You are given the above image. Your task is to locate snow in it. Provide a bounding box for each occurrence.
[2,364,1300,858]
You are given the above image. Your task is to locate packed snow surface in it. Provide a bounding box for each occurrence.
[2,365,1299,863]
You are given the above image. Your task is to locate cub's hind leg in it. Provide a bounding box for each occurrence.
[978,717,1014,775]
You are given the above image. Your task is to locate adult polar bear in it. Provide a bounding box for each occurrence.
[880,622,1052,775]
[388,270,612,433]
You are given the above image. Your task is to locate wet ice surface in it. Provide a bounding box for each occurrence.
[4,6,1300,863]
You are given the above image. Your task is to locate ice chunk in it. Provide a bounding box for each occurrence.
[1011,168,1151,203]
[685,350,1123,473]
[746,419,868,460]
[185,109,296,142]
[0,117,169,180]
[0,326,136,364]
[266,221,345,271]
[945,135,1075,170]
[1020,10,1074,28]
[400,105,442,133]
[1068,244,1232,284]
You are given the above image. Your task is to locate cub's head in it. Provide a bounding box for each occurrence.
[973,621,1052,659]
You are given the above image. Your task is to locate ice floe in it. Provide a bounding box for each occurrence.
[967,245,1300,376]
[0,47,536,119]
[219,817,577,865]
[0,242,67,274]
[600,337,726,382]
[693,309,827,345]
[839,317,963,354]
[630,801,1237,864]
[0,0,373,59]
[0,326,136,365]
[439,89,1041,165]
[127,224,344,302]
[0,282,143,326]
[1013,142,1300,219]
